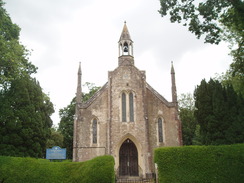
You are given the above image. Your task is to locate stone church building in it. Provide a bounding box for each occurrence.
[73,22,182,179]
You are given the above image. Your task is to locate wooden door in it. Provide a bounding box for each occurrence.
[119,139,138,176]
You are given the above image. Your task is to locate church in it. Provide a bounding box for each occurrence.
[73,22,182,179]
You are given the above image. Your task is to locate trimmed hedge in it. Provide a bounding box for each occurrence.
[154,144,244,183]
[0,155,115,183]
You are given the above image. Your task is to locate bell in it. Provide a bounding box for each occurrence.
[123,46,128,52]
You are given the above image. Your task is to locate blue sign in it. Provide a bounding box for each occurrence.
[46,146,66,160]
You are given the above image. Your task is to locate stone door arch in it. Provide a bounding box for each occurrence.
[119,138,139,176]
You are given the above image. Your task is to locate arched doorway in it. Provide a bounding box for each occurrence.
[119,138,138,176]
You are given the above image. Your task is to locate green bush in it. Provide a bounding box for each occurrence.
[154,144,244,183]
[0,155,115,183]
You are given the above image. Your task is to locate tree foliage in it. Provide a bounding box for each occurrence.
[58,98,75,159]
[158,0,244,77]
[0,0,37,90]
[214,71,244,98]
[158,0,243,43]
[58,83,101,159]
[82,82,101,101]
[194,78,244,145]
[221,1,244,78]
[0,1,54,158]
[178,93,196,145]
[0,77,54,157]
[46,128,64,148]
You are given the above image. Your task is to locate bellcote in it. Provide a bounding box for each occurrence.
[118,21,134,66]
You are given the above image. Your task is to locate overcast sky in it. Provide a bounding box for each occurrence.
[4,0,231,126]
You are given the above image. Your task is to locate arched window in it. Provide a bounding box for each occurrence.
[92,119,97,143]
[129,92,134,122]
[158,118,163,142]
[122,92,126,122]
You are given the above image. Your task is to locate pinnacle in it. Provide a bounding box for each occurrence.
[171,61,175,74]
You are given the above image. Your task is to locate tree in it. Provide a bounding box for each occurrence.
[46,128,64,148]
[158,0,244,75]
[0,76,54,157]
[222,2,244,77]
[0,1,54,158]
[214,71,244,98]
[0,0,36,90]
[58,98,75,159]
[178,93,197,145]
[58,83,101,159]
[194,78,244,145]
[82,82,101,101]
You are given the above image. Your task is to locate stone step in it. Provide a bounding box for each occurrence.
[116,179,155,183]
[117,182,152,183]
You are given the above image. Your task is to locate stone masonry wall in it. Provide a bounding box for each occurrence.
[76,89,109,161]
[146,87,181,171]
[108,63,151,176]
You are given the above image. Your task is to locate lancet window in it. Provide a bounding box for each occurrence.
[122,93,127,122]
[129,92,134,122]
[92,119,97,143]
[158,118,163,142]
[121,91,134,122]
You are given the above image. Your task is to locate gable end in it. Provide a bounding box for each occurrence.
[80,82,108,109]
[146,83,175,107]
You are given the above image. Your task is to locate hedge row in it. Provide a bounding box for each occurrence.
[154,144,244,183]
[0,155,115,183]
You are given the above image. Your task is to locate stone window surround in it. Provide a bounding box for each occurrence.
[156,116,165,145]
[90,117,99,146]
[120,90,136,122]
